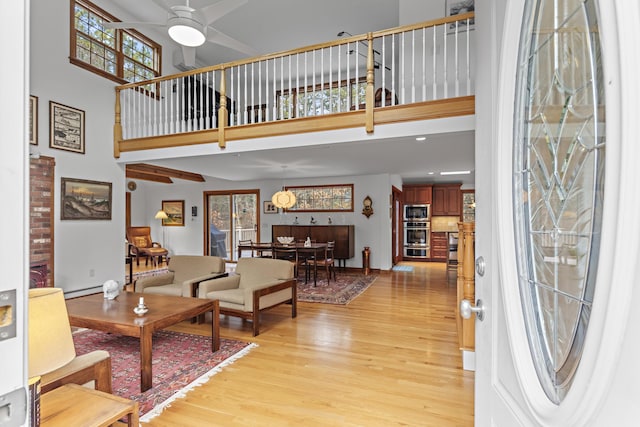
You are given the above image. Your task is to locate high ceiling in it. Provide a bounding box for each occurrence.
[109,0,475,186]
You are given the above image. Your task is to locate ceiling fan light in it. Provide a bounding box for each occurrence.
[168,18,205,47]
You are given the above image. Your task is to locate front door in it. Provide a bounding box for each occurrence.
[476,1,640,425]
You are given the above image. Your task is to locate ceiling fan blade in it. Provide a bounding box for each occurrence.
[200,0,248,25]
[207,27,259,56]
[181,46,197,67]
[150,0,176,15]
[103,21,165,29]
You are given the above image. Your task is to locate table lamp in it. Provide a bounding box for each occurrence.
[28,288,76,377]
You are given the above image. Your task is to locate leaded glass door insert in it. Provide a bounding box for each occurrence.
[513,0,605,404]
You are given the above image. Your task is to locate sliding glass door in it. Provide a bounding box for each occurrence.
[205,190,259,261]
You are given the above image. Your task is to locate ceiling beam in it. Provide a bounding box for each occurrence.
[126,163,205,182]
[126,170,173,184]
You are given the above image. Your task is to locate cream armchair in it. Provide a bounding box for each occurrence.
[198,257,297,336]
[29,288,112,394]
[135,255,227,297]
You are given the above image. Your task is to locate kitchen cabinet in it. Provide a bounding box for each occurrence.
[430,232,448,261]
[403,185,432,204]
[432,184,462,216]
[272,225,355,266]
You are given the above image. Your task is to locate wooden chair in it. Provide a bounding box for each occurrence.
[126,226,168,266]
[305,241,336,284]
[238,239,253,258]
[272,244,301,277]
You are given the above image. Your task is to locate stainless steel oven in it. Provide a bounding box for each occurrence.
[404,221,430,258]
[404,204,430,221]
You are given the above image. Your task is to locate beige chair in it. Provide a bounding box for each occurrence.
[29,288,112,394]
[134,255,227,297]
[198,257,297,336]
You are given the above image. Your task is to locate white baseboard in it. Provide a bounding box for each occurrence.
[462,350,476,371]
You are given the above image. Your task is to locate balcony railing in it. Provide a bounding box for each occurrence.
[114,12,475,156]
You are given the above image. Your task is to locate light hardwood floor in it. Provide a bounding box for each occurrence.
[130,261,474,426]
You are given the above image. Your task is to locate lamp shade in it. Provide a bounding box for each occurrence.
[155,210,168,220]
[272,190,296,209]
[28,288,76,377]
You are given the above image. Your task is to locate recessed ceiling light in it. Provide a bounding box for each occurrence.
[440,170,471,175]
[415,136,426,141]
[427,171,435,175]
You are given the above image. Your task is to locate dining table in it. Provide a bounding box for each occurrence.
[237,241,328,286]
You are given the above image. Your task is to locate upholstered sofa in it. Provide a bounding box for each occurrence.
[198,257,297,336]
[135,255,227,297]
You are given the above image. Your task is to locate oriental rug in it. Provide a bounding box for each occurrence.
[128,266,169,284]
[73,329,256,422]
[296,270,378,304]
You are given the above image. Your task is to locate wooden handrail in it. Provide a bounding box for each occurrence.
[113,12,474,92]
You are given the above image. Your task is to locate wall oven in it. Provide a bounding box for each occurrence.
[404,204,430,221]
[404,221,430,258]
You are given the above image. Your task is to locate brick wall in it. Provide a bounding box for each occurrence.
[30,156,55,287]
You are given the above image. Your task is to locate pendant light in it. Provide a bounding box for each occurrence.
[271,166,296,209]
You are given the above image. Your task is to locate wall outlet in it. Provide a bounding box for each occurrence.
[89,269,95,277]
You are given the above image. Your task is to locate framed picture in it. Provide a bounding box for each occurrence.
[30,95,38,145]
[50,101,85,154]
[264,200,278,214]
[446,0,475,32]
[61,178,112,220]
[162,200,185,226]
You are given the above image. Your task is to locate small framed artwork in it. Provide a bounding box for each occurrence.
[61,178,112,220]
[29,95,38,145]
[162,200,185,226]
[50,101,85,154]
[264,201,278,214]
[446,0,475,32]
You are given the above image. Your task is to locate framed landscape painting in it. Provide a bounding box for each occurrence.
[61,178,112,220]
[50,101,85,153]
[162,200,185,226]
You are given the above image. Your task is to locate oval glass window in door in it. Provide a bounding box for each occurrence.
[513,0,605,404]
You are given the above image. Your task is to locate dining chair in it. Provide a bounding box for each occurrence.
[272,244,301,277]
[238,239,253,257]
[306,241,336,284]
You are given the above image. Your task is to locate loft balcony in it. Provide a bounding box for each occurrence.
[113,13,475,157]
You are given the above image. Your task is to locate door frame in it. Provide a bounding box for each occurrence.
[203,189,260,260]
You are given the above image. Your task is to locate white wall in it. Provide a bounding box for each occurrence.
[130,173,394,270]
[0,0,28,410]
[29,0,183,295]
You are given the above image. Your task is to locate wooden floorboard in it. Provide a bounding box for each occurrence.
[129,261,474,426]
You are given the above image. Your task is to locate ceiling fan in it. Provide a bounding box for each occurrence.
[105,0,258,67]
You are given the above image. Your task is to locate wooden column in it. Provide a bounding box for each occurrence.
[365,32,375,133]
[113,88,122,158]
[218,70,227,149]
[456,221,475,351]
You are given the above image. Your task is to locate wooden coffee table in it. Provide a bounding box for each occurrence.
[65,292,219,392]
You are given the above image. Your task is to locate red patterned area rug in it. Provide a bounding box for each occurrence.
[297,270,378,304]
[73,329,256,422]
